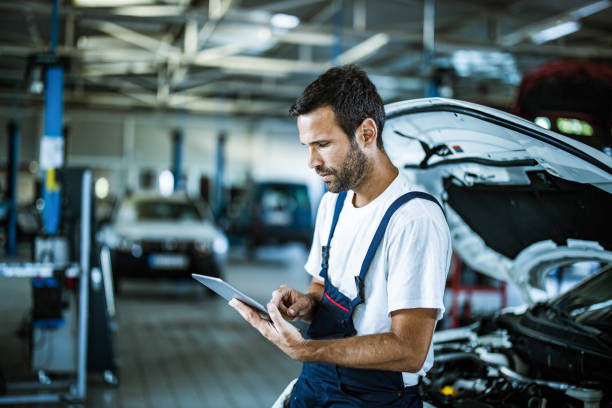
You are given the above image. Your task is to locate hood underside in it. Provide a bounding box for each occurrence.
[444,170,610,260]
[383,98,612,295]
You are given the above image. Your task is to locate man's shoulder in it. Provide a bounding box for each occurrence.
[387,184,447,229]
[385,177,437,210]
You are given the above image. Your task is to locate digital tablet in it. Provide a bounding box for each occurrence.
[192,274,271,321]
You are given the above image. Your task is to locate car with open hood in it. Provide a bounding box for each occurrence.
[383,98,612,408]
[98,192,229,290]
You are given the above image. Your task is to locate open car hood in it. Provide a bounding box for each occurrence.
[383,98,612,301]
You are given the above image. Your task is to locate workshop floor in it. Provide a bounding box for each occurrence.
[1,244,311,408]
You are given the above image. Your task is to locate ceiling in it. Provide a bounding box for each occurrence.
[0,0,611,117]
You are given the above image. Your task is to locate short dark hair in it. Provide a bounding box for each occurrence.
[289,65,385,149]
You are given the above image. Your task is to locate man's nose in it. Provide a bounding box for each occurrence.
[308,148,323,169]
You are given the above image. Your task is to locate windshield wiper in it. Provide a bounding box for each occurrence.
[534,302,605,336]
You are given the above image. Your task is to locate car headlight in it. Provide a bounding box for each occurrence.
[194,240,213,254]
[213,236,229,255]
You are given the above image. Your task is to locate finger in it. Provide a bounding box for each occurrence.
[270,287,291,315]
[270,286,290,304]
[229,299,264,328]
[270,289,286,309]
[267,303,301,339]
[266,302,285,330]
[277,286,303,319]
[288,296,311,319]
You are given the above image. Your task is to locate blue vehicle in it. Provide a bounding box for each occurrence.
[227,182,313,253]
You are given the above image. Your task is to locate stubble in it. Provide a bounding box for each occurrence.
[316,140,370,193]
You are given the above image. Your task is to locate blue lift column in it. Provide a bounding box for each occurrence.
[6,120,19,256]
[214,131,226,218]
[332,0,344,65]
[423,0,438,98]
[171,128,184,192]
[40,0,64,235]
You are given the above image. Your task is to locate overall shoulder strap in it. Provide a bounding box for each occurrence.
[319,192,347,280]
[351,191,443,306]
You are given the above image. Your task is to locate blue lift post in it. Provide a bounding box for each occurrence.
[6,120,19,256]
[332,0,344,66]
[214,131,227,218]
[172,128,184,192]
[41,65,64,235]
[40,0,64,235]
[423,0,438,98]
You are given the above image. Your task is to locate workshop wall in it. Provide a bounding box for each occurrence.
[0,107,321,203]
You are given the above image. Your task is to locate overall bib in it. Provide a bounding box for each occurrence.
[290,191,442,408]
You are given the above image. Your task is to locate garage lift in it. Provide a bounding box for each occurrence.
[0,169,115,405]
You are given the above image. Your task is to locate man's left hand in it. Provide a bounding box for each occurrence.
[229,298,307,360]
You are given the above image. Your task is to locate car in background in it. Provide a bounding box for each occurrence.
[0,201,43,244]
[225,182,313,254]
[514,60,612,155]
[383,98,612,407]
[98,192,228,290]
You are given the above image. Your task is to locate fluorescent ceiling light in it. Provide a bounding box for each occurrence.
[500,0,608,46]
[113,5,186,16]
[74,0,154,6]
[270,13,300,29]
[570,0,611,19]
[531,21,581,44]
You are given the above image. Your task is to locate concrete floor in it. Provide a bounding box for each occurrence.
[1,244,312,408]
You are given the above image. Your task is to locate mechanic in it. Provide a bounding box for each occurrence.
[230,65,451,407]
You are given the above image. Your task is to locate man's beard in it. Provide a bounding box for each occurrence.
[316,141,369,193]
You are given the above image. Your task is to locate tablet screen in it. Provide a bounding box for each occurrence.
[192,274,270,320]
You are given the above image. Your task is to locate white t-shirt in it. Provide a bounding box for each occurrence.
[305,172,451,386]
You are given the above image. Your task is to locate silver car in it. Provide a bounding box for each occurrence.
[98,192,229,291]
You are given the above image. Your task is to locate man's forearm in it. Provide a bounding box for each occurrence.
[231,292,436,373]
[298,332,425,373]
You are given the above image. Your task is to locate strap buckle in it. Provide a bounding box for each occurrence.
[354,276,365,303]
[321,245,330,269]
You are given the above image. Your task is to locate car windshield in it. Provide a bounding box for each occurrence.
[134,200,202,221]
[549,264,612,332]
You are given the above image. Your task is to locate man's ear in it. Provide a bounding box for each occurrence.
[357,118,378,148]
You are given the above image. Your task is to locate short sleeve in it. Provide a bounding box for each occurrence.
[386,214,451,320]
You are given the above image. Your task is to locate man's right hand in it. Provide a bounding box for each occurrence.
[270,280,323,322]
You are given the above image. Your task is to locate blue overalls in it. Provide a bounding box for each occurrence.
[290,191,443,408]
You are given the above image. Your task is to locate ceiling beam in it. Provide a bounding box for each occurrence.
[87,20,181,59]
[71,90,288,115]
[500,0,612,46]
[309,0,340,25]
[255,0,326,13]
[336,33,390,65]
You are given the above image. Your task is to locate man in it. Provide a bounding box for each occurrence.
[230,65,451,407]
